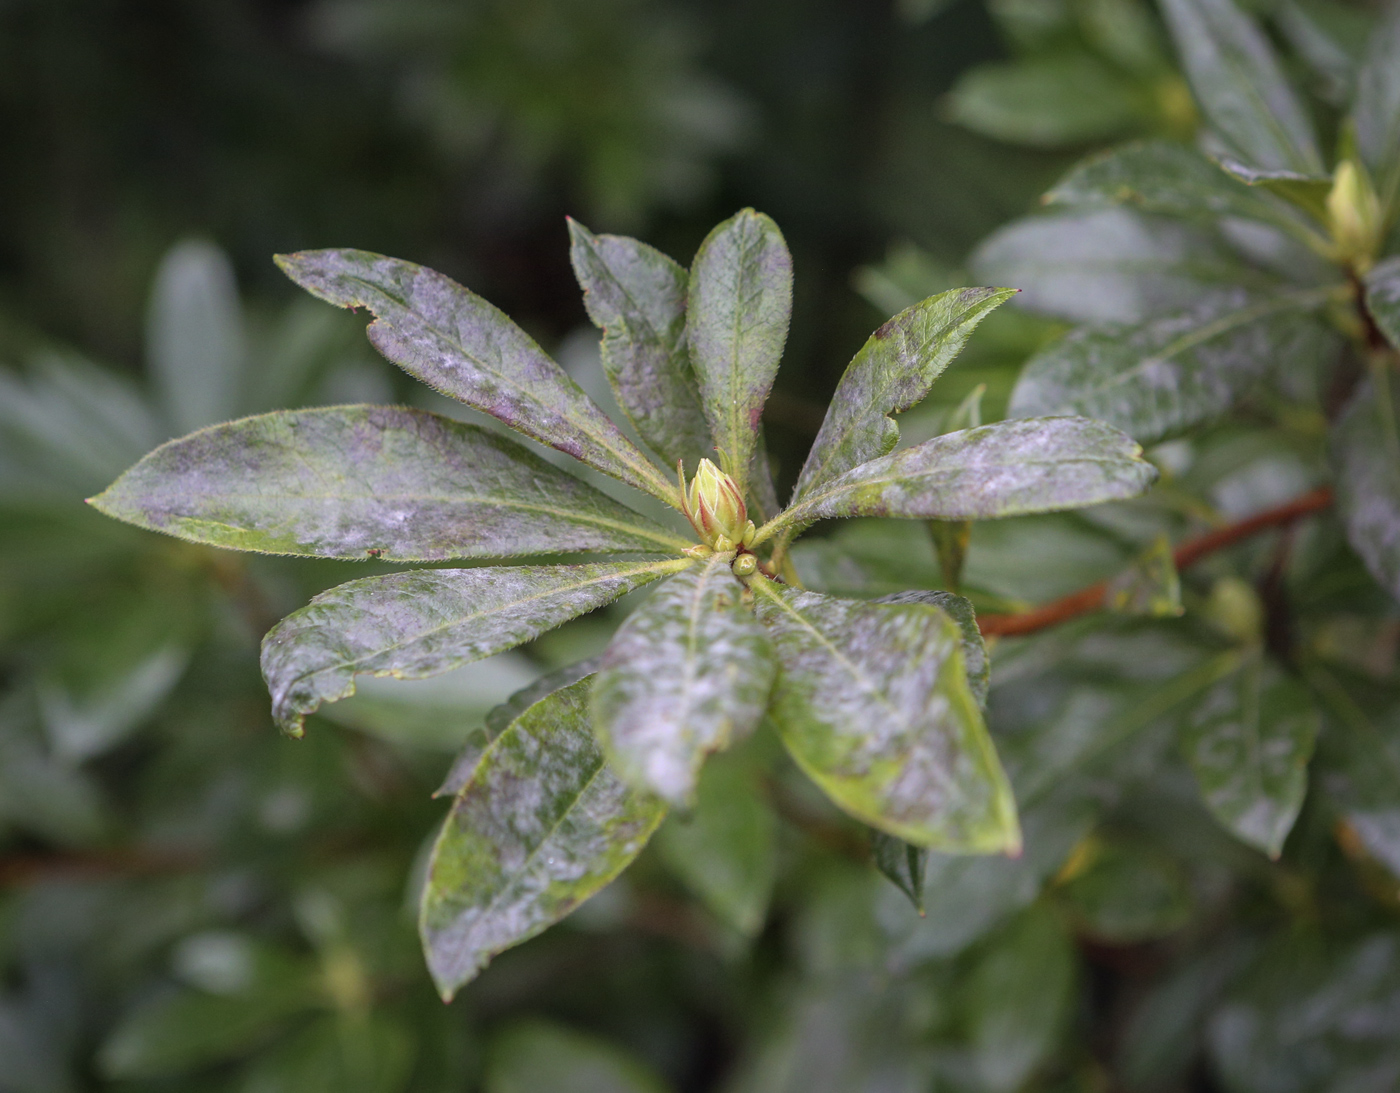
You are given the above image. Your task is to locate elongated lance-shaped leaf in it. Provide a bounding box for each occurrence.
[1009,286,1338,445]
[871,830,928,914]
[1366,257,1400,352]
[568,220,711,470]
[436,657,602,799]
[789,287,1015,507]
[875,590,988,707]
[1332,377,1400,602]
[1159,0,1323,175]
[1355,1,1400,206]
[261,559,689,737]
[757,418,1156,543]
[686,209,792,496]
[1044,140,1316,235]
[752,581,1019,852]
[1182,658,1318,857]
[274,249,678,505]
[591,555,775,806]
[1214,160,1331,221]
[89,406,690,561]
[420,679,666,999]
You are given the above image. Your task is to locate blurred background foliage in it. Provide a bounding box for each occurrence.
[2,1,1400,1091]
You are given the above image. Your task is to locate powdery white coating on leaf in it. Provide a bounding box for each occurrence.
[89,406,689,560]
[568,220,712,470]
[591,556,775,805]
[686,209,792,496]
[1183,660,1318,857]
[753,583,1019,852]
[770,417,1156,534]
[789,286,1014,506]
[875,590,988,707]
[420,679,666,999]
[261,559,689,736]
[1333,378,1400,602]
[274,249,676,504]
[1365,257,1400,352]
[1009,287,1336,444]
[1159,0,1323,175]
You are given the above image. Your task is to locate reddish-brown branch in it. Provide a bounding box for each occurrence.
[977,487,1334,638]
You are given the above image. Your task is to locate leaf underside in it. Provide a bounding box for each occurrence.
[89,405,688,560]
[420,679,666,999]
[261,559,689,736]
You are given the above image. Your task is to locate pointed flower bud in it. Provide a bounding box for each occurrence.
[1327,159,1383,272]
[685,458,748,547]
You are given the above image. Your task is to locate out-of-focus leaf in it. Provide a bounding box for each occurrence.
[1159,0,1323,174]
[753,583,1019,852]
[966,906,1075,1093]
[260,559,688,736]
[1366,256,1400,351]
[763,417,1156,538]
[1332,378,1400,601]
[1010,286,1337,444]
[420,679,666,999]
[871,831,928,915]
[1182,659,1318,856]
[1058,840,1193,941]
[274,249,677,504]
[239,1015,415,1093]
[1215,159,1332,221]
[485,1020,672,1093]
[945,55,1141,147]
[0,712,108,847]
[592,555,775,806]
[568,220,711,470]
[90,406,687,560]
[39,643,188,762]
[1355,1,1400,202]
[1105,534,1184,617]
[1044,140,1312,231]
[654,747,776,936]
[147,240,247,436]
[686,209,791,496]
[789,287,1013,506]
[436,657,602,798]
[971,209,1254,325]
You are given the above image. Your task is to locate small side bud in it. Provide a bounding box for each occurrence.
[713,534,735,554]
[683,544,713,559]
[732,554,758,577]
[684,458,748,547]
[741,520,757,547]
[1327,159,1383,271]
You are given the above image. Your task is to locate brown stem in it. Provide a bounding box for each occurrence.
[977,487,1334,638]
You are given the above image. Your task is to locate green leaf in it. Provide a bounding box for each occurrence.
[1215,159,1332,221]
[686,209,792,496]
[971,209,1255,325]
[1182,659,1318,857]
[485,1021,673,1093]
[752,582,1019,852]
[1058,840,1193,941]
[592,555,775,806]
[1354,1,1400,205]
[1044,140,1313,235]
[261,558,689,736]
[874,589,988,706]
[1105,534,1184,617]
[89,406,690,561]
[761,417,1156,540]
[654,747,777,936]
[274,249,677,505]
[147,240,247,436]
[945,55,1142,147]
[568,220,712,470]
[1332,377,1400,602]
[240,1015,415,1093]
[966,906,1076,1093]
[788,287,1014,507]
[1159,0,1323,174]
[1365,256,1400,351]
[870,830,928,914]
[420,679,667,999]
[437,657,604,798]
[1010,287,1337,444]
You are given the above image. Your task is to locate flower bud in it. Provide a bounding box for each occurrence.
[1327,159,1383,272]
[686,458,748,547]
[732,554,758,577]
